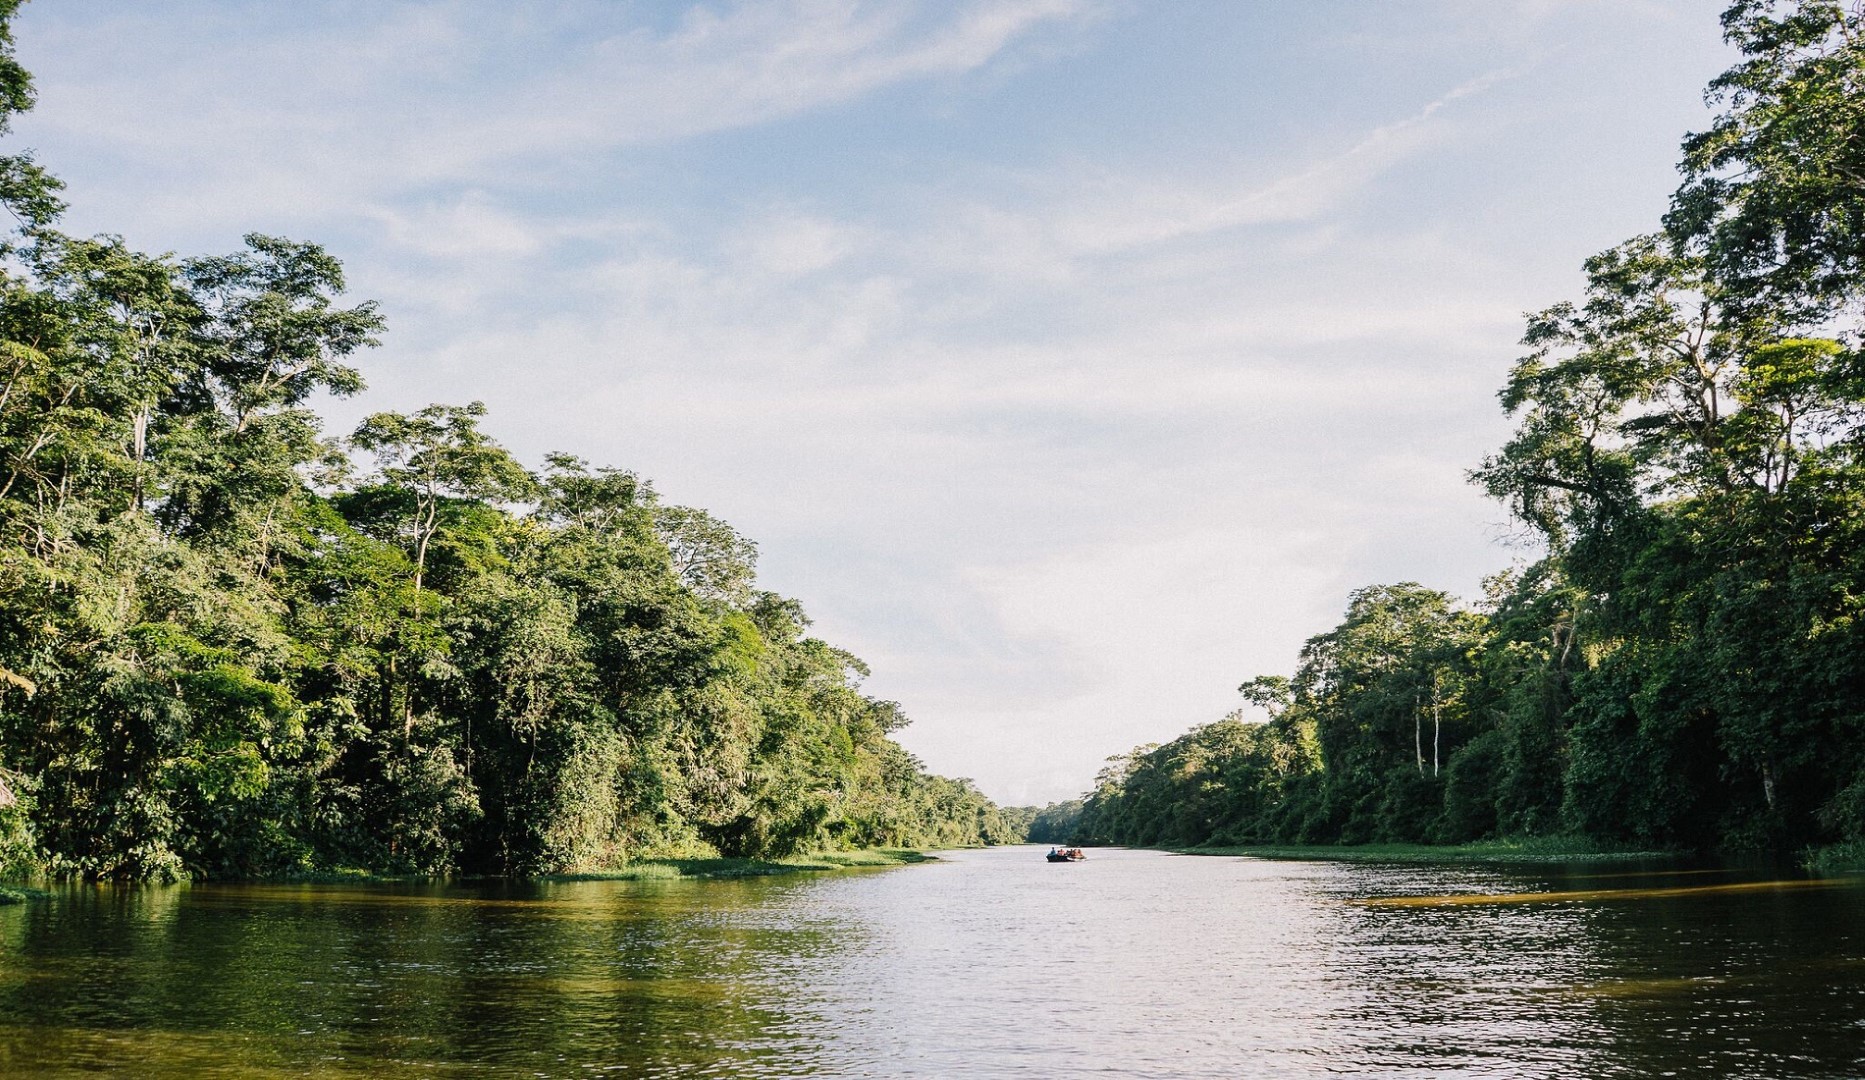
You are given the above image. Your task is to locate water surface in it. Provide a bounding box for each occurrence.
[1,847,1861,1077]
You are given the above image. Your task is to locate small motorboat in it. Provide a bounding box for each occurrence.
[1045,847,1086,862]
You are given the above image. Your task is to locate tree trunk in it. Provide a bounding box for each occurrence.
[131,407,149,511]
[1433,696,1441,778]
[1415,698,1424,776]
[413,505,434,593]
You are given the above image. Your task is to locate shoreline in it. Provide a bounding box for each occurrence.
[1804,842,1865,875]
[540,848,940,882]
[0,848,944,893]
[1170,839,1675,865]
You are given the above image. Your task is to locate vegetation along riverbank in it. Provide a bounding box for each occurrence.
[0,2,1016,884]
[1174,839,1670,867]
[1030,2,1865,871]
[543,848,937,881]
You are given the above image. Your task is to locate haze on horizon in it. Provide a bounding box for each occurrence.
[14,0,1736,806]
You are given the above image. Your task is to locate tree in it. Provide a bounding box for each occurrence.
[1670,1,1865,321]
[350,402,536,593]
[655,504,758,605]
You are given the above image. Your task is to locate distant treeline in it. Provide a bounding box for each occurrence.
[0,5,1016,881]
[1045,1,1865,859]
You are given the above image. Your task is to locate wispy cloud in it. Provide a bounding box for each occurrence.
[846,67,1519,298]
[1050,71,1517,256]
[24,0,1093,231]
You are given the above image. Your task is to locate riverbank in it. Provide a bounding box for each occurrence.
[283,848,941,885]
[1176,837,1672,865]
[542,848,938,882]
[1805,842,1865,875]
[14,848,945,889]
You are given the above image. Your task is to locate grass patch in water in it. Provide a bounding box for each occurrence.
[269,867,440,885]
[1357,877,1842,908]
[543,848,935,882]
[1803,841,1865,875]
[1179,836,1670,865]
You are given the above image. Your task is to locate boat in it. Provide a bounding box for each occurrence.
[1045,847,1086,862]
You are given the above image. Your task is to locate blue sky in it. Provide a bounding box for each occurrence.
[13,0,1736,804]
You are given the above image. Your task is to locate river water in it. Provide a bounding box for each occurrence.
[0,846,1861,1078]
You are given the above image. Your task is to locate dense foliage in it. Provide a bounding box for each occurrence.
[0,8,1015,881]
[1062,0,1865,858]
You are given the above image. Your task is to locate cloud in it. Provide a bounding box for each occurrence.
[568,0,1090,143]
[20,0,1094,232]
[858,67,1517,300]
[367,192,562,259]
[728,211,877,276]
[1044,71,1518,257]
[875,526,1349,805]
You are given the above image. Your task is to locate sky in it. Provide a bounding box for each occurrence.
[10,0,1739,806]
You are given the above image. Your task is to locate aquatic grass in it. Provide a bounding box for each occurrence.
[1803,840,1865,875]
[1559,975,1729,999]
[0,885,46,905]
[270,867,440,885]
[1179,836,1672,865]
[1356,877,1844,908]
[785,848,935,869]
[542,848,934,883]
[549,863,686,882]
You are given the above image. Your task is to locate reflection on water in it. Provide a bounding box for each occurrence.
[1357,876,1846,907]
[0,849,1860,1077]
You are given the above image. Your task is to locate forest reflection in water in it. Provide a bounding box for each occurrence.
[0,847,1860,1078]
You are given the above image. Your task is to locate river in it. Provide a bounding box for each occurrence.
[0,846,1860,1077]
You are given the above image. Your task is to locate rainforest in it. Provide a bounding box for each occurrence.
[9,0,1865,886]
[0,2,1018,882]
[1054,1,1865,868]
